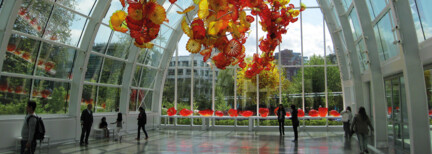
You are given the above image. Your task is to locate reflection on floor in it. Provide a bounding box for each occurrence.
[5,130,388,154]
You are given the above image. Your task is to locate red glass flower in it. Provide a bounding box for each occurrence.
[240,110,253,117]
[298,109,305,117]
[215,111,224,117]
[169,0,177,4]
[0,84,7,92]
[388,107,392,115]
[41,89,51,98]
[329,110,340,117]
[318,107,328,117]
[15,86,24,94]
[308,109,319,117]
[286,112,291,117]
[7,44,16,51]
[259,108,269,117]
[180,108,193,117]
[228,109,238,117]
[429,109,432,116]
[8,87,14,93]
[102,103,106,109]
[44,61,55,72]
[199,109,214,117]
[167,107,177,116]
[22,52,31,61]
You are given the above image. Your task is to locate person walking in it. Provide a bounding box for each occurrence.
[80,104,93,146]
[351,107,374,154]
[290,105,299,142]
[136,107,148,140]
[341,106,353,138]
[111,108,123,141]
[277,104,286,136]
[21,101,37,154]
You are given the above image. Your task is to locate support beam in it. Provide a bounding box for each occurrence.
[333,1,365,112]
[389,0,431,152]
[69,0,111,140]
[352,0,388,148]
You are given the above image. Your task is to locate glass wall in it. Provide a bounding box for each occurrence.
[409,0,432,41]
[161,1,344,126]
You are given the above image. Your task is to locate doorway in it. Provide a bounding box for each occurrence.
[385,75,410,150]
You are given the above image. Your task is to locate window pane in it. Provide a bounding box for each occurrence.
[356,39,368,72]
[165,5,183,28]
[366,0,387,20]
[326,23,337,65]
[85,54,103,82]
[3,34,40,75]
[215,69,235,113]
[144,46,164,67]
[36,42,76,79]
[129,89,142,112]
[194,68,213,111]
[13,0,52,37]
[159,25,173,47]
[96,86,120,112]
[348,8,362,41]
[342,0,352,11]
[375,12,399,61]
[303,8,325,64]
[162,78,175,115]
[328,92,343,112]
[139,67,157,88]
[415,0,432,39]
[304,66,325,93]
[43,6,87,47]
[280,18,301,66]
[81,84,96,111]
[132,66,142,87]
[237,68,257,116]
[327,66,342,92]
[106,31,132,59]
[177,73,191,111]
[92,25,112,53]
[31,79,70,114]
[56,0,97,16]
[99,58,125,85]
[408,0,425,41]
[281,66,302,109]
[143,91,153,111]
[0,76,31,115]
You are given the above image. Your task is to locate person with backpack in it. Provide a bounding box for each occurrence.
[80,104,93,146]
[21,101,38,154]
[341,106,353,138]
[136,107,148,140]
[277,104,286,136]
[351,107,374,154]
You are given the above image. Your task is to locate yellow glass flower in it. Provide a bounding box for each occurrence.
[109,10,128,33]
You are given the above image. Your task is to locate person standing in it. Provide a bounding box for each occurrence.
[290,105,299,142]
[136,107,148,140]
[111,108,123,141]
[351,107,374,154]
[80,104,93,146]
[277,104,286,136]
[21,101,37,154]
[341,106,353,138]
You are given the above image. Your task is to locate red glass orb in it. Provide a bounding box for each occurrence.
[179,108,193,117]
[308,109,319,117]
[318,107,328,117]
[329,110,340,117]
[215,111,224,117]
[167,107,176,116]
[259,108,269,117]
[429,109,432,116]
[228,109,238,117]
[240,110,254,117]
[286,112,291,117]
[0,84,7,92]
[298,109,305,117]
[199,109,214,117]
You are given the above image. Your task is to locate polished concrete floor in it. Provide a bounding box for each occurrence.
[5,130,389,154]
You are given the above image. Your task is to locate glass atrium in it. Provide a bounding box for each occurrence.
[0,0,431,153]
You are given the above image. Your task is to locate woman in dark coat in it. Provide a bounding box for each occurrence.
[290,105,299,142]
[136,107,148,140]
[277,104,286,136]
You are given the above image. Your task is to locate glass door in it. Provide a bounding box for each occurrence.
[385,76,410,151]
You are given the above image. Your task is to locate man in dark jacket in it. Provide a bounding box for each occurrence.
[80,104,93,146]
[136,107,148,140]
[290,105,299,142]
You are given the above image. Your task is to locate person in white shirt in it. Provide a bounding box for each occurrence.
[111,108,123,141]
[21,101,37,154]
[341,106,353,138]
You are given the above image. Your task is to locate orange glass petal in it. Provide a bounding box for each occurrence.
[318,107,328,117]
[180,108,193,117]
[215,111,224,117]
[298,109,305,117]
[308,109,318,117]
[240,110,253,117]
[199,109,214,116]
